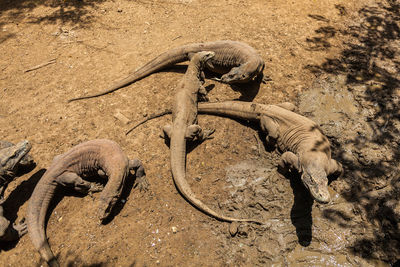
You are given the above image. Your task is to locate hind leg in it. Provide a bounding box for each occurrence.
[161,124,172,140]
[278,151,300,176]
[186,124,215,141]
[328,159,343,178]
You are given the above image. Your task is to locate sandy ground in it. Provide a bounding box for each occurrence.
[1,0,399,266]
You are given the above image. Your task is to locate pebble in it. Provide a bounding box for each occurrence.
[171,226,178,233]
[229,222,238,237]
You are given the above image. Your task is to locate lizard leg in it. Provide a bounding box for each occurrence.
[56,172,104,193]
[186,124,215,141]
[162,124,172,140]
[278,151,300,174]
[276,102,296,111]
[97,169,107,179]
[327,159,343,178]
[260,115,279,144]
[129,159,148,191]
[198,84,209,102]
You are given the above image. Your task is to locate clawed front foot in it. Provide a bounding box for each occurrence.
[261,76,272,84]
[198,93,209,102]
[13,219,27,237]
[88,183,104,195]
[134,175,149,192]
[201,128,215,140]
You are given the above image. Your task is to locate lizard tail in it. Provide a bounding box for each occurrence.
[27,176,59,266]
[126,110,172,135]
[67,43,205,102]
[170,132,265,225]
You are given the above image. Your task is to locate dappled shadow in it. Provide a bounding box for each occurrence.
[0,0,106,29]
[305,0,400,264]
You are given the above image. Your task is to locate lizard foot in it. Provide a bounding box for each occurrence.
[13,219,27,237]
[198,93,209,102]
[261,76,272,84]
[202,128,215,140]
[134,176,149,192]
[89,183,104,194]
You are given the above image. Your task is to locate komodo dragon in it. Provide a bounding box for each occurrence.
[27,139,146,267]
[0,140,33,241]
[127,101,343,204]
[150,51,262,224]
[68,40,265,102]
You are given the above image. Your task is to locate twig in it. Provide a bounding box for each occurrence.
[24,58,57,73]
[172,35,182,41]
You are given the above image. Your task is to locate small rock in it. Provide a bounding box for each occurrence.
[194,176,201,182]
[171,226,178,233]
[117,8,122,12]
[113,110,131,125]
[229,222,238,237]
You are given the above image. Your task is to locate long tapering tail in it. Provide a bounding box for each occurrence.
[67,43,213,102]
[27,176,59,267]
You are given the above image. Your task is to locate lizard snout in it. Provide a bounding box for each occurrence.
[301,171,331,204]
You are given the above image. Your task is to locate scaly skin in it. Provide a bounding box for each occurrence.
[27,139,146,267]
[0,140,32,242]
[162,52,263,224]
[68,40,265,102]
[127,101,343,203]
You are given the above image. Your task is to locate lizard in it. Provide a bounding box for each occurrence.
[127,101,343,204]
[156,51,263,224]
[27,139,146,267]
[68,40,265,102]
[0,140,33,242]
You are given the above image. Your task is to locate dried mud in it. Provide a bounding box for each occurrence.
[0,0,399,266]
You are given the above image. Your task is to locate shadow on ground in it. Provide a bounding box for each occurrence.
[305,0,400,264]
[0,0,106,28]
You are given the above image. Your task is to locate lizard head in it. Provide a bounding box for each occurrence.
[219,59,265,84]
[191,51,215,68]
[0,140,32,180]
[299,152,331,204]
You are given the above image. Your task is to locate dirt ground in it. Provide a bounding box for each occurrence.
[1,0,399,266]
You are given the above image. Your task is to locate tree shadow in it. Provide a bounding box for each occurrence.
[305,0,400,263]
[0,0,107,29]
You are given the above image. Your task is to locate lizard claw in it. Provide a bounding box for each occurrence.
[89,183,104,193]
[210,77,222,82]
[198,93,209,102]
[261,76,272,84]
[134,176,149,192]
[13,219,27,237]
[202,128,215,140]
